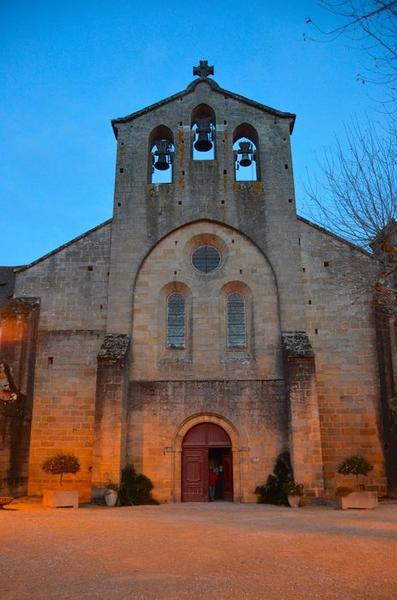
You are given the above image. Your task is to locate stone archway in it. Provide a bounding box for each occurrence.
[172,413,242,502]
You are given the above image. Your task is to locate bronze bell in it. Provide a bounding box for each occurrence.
[238,141,254,167]
[153,139,172,171]
[194,117,213,152]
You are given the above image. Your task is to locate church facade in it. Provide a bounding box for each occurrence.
[0,62,390,502]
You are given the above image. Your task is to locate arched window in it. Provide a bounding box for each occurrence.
[233,123,259,182]
[191,104,216,161]
[167,293,185,348]
[149,125,174,184]
[227,293,246,348]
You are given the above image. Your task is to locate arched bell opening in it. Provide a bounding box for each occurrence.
[181,422,233,502]
[233,123,260,182]
[148,125,174,184]
[191,104,216,161]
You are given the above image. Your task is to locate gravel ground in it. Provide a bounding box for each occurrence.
[1,499,397,600]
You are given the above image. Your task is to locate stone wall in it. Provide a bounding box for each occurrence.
[0,298,39,496]
[132,221,281,381]
[13,221,112,500]
[299,218,387,494]
[0,267,18,309]
[127,379,287,503]
[107,78,305,336]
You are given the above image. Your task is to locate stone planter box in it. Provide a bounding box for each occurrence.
[0,496,14,509]
[43,490,79,508]
[339,491,378,510]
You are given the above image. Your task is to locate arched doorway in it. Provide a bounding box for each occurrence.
[182,422,233,502]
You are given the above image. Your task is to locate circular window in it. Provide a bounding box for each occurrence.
[191,245,221,273]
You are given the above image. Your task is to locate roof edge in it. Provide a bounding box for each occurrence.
[111,78,296,137]
[15,218,112,274]
[297,215,373,258]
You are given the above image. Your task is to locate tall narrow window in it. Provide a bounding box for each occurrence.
[149,125,174,184]
[227,293,246,348]
[233,123,259,182]
[191,104,216,161]
[167,293,185,348]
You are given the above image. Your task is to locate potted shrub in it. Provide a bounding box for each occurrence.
[104,483,119,507]
[41,454,80,508]
[337,455,377,510]
[283,481,304,508]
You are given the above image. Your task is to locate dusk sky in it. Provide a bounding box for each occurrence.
[0,0,387,265]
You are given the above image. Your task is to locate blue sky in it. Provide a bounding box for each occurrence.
[0,0,386,265]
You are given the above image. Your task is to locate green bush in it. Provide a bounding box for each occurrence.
[255,451,293,506]
[119,465,159,506]
[42,454,80,486]
[338,455,373,478]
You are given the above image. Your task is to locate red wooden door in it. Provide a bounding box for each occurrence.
[222,449,233,502]
[182,448,208,502]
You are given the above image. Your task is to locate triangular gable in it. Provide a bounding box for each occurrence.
[111,78,296,137]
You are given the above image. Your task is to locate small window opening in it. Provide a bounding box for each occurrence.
[233,123,259,182]
[227,293,247,349]
[191,104,216,161]
[192,245,221,273]
[167,293,185,349]
[87,265,93,272]
[149,125,174,184]
[324,261,329,267]
[48,357,54,366]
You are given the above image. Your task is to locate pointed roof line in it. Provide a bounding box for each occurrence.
[15,218,112,273]
[111,78,296,138]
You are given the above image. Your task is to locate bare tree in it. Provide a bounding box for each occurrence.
[305,120,397,314]
[305,1,397,100]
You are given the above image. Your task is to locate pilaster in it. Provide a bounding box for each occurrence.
[282,331,324,496]
[92,333,130,489]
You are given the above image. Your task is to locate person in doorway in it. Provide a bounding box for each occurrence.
[209,467,218,501]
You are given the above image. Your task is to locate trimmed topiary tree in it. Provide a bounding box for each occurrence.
[338,455,373,489]
[42,454,80,486]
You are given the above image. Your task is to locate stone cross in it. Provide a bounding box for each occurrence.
[193,60,214,78]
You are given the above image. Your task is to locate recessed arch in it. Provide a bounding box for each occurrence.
[173,412,244,502]
[131,219,281,382]
[132,219,279,295]
[148,124,174,184]
[191,103,216,160]
[233,122,260,182]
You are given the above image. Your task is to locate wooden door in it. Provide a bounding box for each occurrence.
[182,448,208,502]
[223,448,233,502]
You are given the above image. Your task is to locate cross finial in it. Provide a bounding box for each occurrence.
[193,60,214,79]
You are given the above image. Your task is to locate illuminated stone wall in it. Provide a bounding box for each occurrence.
[1,73,389,502]
[13,222,111,500]
[299,218,387,495]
